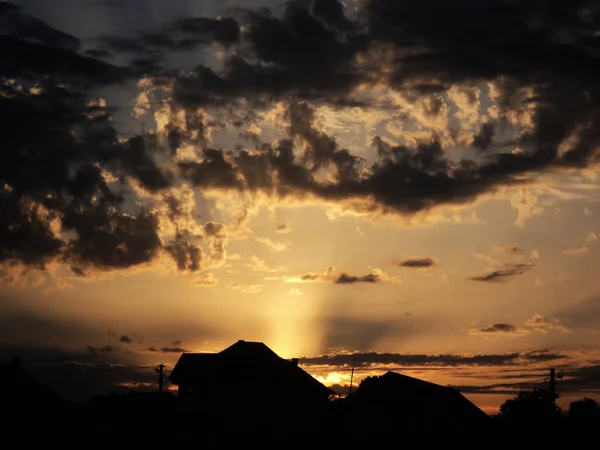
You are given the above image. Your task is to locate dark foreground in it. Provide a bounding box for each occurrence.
[7,399,598,449]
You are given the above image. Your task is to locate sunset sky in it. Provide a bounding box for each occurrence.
[2,0,600,414]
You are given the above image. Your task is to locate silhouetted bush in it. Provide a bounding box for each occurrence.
[569,397,599,423]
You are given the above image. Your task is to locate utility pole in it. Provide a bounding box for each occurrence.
[348,367,354,395]
[549,368,556,403]
[155,364,165,393]
[548,367,563,407]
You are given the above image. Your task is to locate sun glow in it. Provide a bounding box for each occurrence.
[267,290,322,359]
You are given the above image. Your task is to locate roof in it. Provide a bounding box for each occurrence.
[1,358,66,409]
[168,340,334,397]
[343,371,490,423]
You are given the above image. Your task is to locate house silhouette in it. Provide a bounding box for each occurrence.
[2,358,66,412]
[333,370,491,442]
[169,340,335,415]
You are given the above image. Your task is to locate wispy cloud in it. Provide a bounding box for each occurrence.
[300,349,566,368]
[255,237,288,252]
[523,313,572,333]
[244,255,288,273]
[470,264,534,283]
[282,266,401,285]
[225,283,263,294]
[470,314,571,337]
[469,323,527,336]
[470,245,537,282]
[563,232,598,255]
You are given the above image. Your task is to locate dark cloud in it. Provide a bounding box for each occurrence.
[0,4,124,85]
[276,223,292,233]
[0,343,164,402]
[142,341,188,353]
[300,349,566,368]
[334,272,380,284]
[93,16,240,61]
[4,0,600,275]
[0,3,79,51]
[164,233,203,272]
[159,347,189,353]
[559,364,600,393]
[452,363,600,397]
[476,324,519,334]
[286,266,389,285]
[169,2,367,109]
[164,0,600,214]
[87,0,125,7]
[470,264,534,282]
[0,5,185,276]
[119,335,132,344]
[396,257,437,268]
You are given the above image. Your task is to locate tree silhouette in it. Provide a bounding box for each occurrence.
[569,397,599,423]
[497,388,561,423]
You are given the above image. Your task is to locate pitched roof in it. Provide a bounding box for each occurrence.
[169,340,334,397]
[344,370,489,423]
[1,358,66,408]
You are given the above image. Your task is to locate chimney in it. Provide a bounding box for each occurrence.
[291,358,298,365]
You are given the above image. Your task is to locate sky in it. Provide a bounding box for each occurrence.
[2,0,600,415]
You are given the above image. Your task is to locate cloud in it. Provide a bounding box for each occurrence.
[471,314,572,337]
[283,266,400,285]
[395,257,437,268]
[143,345,189,353]
[244,255,288,273]
[0,342,170,402]
[523,313,572,334]
[300,349,567,368]
[276,223,292,234]
[470,263,534,283]
[119,335,132,344]
[255,237,288,252]
[563,245,590,255]
[282,266,336,283]
[469,323,527,336]
[452,362,600,397]
[563,231,598,255]
[87,0,124,7]
[4,0,600,280]
[93,15,240,65]
[159,346,188,353]
[334,272,380,284]
[492,245,522,255]
[470,245,538,282]
[225,283,263,294]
